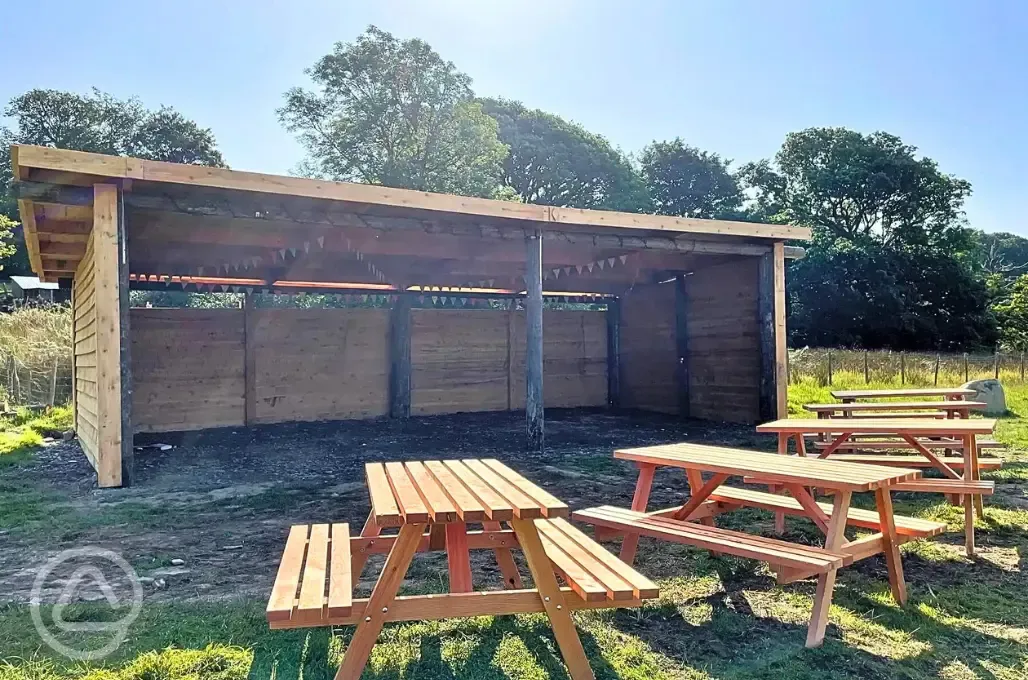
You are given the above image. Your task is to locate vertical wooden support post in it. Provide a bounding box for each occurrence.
[93,184,130,487]
[389,294,412,419]
[525,231,544,451]
[900,351,906,384]
[674,274,690,418]
[606,297,620,408]
[759,243,788,420]
[243,293,257,425]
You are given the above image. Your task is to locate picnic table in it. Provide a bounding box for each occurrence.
[757,418,997,555]
[266,459,657,680]
[573,443,940,648]
[831,387,977,403]
[804,400,987,419]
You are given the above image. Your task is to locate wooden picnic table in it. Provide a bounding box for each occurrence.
[757,418,997,555]
[805,400,987,419]
[831,387,977,403]
[573,442,935,648]
[266,459,657,680]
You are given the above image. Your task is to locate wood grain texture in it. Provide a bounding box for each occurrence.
[619,282,677,414]
[73,231,98,464]
[92,185,123,487]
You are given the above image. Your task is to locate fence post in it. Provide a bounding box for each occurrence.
[934,354,941,386]
[48,356,58,407]
[994,350,1000,380]
[963,353,969,382]
[864,350,869,384]
[827,350,833,386]
[900,351,905,385]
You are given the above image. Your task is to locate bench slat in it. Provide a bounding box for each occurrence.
[538,532,608,602]
[828,455,1003,470]
[536,520,635,601]
[891,479,995,494]
[815,439,1002,449]
[442,460,514,521]
[365,463,402,527]
[328,523,352,617]
[384,462,431,523]
[424,461,488,521]
[462,459,544,519]
[296,524,329,620]
[404,462,457,523]
[805,401,986,413]
[546,518,658,600]
[710,487,947,538]
[573,506,846,572]
[267,524,309,622]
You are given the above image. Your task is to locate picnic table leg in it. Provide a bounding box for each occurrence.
[445,522,474,593]
[620,463,655,565]
[335,523,425,679]
[874,488,907,605]
[968,435,985,517]
[963,434,977,556]
[351,512,382,584]
[685,469,716,527]
[483,520,523,589]
[512,519,595,680]
[773,433,789,534]
[794,433,808,457]
[806,490,851,648]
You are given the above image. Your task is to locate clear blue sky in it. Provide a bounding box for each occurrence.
[4,1,1026,234]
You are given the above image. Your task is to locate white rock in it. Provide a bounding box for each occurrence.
[170,558,185,566]
[961,379,1007,416]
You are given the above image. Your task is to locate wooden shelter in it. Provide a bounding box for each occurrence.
[11,144,809,487]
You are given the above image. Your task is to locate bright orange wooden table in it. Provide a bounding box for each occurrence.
[267,459,657,679]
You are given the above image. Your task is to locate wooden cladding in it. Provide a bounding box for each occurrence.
[130,306,607,432]
[73,232,98,467]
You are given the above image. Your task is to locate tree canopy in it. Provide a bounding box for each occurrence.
[480,98,649,211]
[639,139,742,219]
[0,88,226,273]
[279,26,509,199]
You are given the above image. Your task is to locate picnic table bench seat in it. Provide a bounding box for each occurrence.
[708,487,947,539]
[573,505,849,573]
[813,438,1003,450]
[805,401,987,415]
[891,479,995,495]
[828,454,1003,470]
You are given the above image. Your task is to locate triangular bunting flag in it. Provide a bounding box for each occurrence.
[289,248,297,258]
[576,265,583,274]
[563,266,572,276]
[553,268,561,279]
[303,241,310,253]
[619,254,628,264]
[607,257,616,267]
[587,262,594,272]
[598,259,606,270]
[317,236,325,249]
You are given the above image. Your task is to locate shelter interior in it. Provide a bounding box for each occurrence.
[12,144,807,487]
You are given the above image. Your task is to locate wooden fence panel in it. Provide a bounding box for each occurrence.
[620,283,678,413]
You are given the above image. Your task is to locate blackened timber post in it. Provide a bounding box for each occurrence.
[525,231,544,451]
[675,274,690,418]
[116,186,133,486]
[606,297,621,408]
[389,294,412,419]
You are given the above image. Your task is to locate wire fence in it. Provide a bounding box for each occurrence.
[0,305,73,409]
[789,348,1023,387]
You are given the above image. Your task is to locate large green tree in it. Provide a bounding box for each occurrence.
[479,98,649,211]
[279,26,509,199]
[742,127,995,350]
[0,88,225,273]
[638,139,742,219]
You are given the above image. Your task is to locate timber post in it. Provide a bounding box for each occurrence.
[389,294,412,419]
[525,231,544,451]
[758,242,788,420]
[606,297,620,408]
[116,186,133,486]
[243,293,257,425]
[674,274,690,417]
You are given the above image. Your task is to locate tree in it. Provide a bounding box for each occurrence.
[0,88,225,273]
[739,127,972,251]
[974,231,1028,278]
[279,26,509,199]
[993,273,1028,350]
[638,139,742,219]
[479,98,649,211]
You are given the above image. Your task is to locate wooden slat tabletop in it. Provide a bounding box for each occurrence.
[830,388,976,400]
[365,459,569,526]
[757,418,996,436]
[614,442,920,491]
[804,401,987,413]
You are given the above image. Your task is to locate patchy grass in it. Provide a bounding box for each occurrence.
[0,406,72,463]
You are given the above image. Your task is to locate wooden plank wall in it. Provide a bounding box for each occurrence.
[251,308,390,423]
[619,283,678,413]
[130,306,606,430]
[687,258,762,422]
[72,232,99,465]
[131,309,246,432]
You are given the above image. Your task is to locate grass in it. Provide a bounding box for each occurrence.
[0,390,1026,678]
[0,406,73,463]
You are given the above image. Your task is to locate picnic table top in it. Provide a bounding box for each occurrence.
[365,459,568,527]
[614,442,920,491]
[831,387,977,400]
[757,418,996,435]
[804,400,987,412]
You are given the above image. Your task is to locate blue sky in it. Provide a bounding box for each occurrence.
[4,1,1026,234]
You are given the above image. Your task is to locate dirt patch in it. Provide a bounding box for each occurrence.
[0,409,770,606]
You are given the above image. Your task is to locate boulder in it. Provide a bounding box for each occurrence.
[961,379,1006,416]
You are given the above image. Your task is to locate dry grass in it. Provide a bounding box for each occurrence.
[789,347,1026,388]
[0,306,72,406]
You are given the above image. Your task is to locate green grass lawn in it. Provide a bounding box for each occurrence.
[0,392,1026,679]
